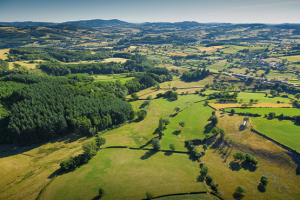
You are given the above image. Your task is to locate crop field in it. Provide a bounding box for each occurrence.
[161,103,213,151]
[225,107,300,116]
[254,122,300,152]
[42,149,207,200]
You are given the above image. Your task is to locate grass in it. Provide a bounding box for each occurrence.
[250,117,293,126]
[279,55,300,62]
[0,49,9,60]
[155,194,215,200]
[254,122,300,152]
[201,113,300,200]
[206,63,227,73]
[236,92,292,103]
[289,80,300,84]
[93,74,134,83]
[178,94,207,103]
[101,98,189,148]
[102,57,128,63]
[209,103,292,109]
[42,149,207,200]
[225,107,300,116]
[161,103,214,151]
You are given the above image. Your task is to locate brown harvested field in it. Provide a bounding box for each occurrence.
[209,103,293,109]
[201,112,300,200]
[0,49,9,60]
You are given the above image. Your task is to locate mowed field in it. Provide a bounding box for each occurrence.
[209,103,292,109]
[0,48,9,60]
[225,107,300,116]
[202,113,300,200]
[251,118,300,152]
[93,74,134,83]
[161,103,213,151]
[42,149,207,200]
[102,57,128,63]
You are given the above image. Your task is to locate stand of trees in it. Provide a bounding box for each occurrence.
[181,68,210,81]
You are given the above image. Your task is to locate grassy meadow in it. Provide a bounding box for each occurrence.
[225,107,300,116]
[161,103,214,151]
[42,149,207,200]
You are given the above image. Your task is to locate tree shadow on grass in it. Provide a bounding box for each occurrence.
[140,150,158,160]
[233,192,245,200]
[172,130,181,135]
[229,161,242,171]
[241,161,257,172]
[188,153,199,162]
[164,151,173,156]
[257,183,266,193]
[203,123,213,134]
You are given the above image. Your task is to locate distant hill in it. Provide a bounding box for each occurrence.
[0,21,57,27]
[63,19,132,28]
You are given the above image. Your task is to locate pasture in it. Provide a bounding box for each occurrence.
[93,74,134,83]
[280,55,300,62]
[102,57,128,63]
[42,149,207,200]
[225,107,300,116]
[161,103,214,151]
[254,122,300,152]
[102,98,189,149]
[209,103,292,109]
[202,113,300,200]
[237,92,292,103]
[178,94,207,103]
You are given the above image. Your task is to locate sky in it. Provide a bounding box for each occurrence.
[0,0,300,24]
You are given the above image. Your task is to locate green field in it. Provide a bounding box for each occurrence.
[289,80,300,84]
[102,98,189,148]
[178,94,207,103]
[251,117,292,126]
[43,149,207,200]
[254,122,300,152]
[206,63,227,73]
[161,103,213,151]
[156,194,215,200]
[237,92,291,103]
[279,55,300,62]
[93,74,134,83]
[225,107,300,116]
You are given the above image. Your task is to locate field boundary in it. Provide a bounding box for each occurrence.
[141,191,210,200]
[251,127,300,156]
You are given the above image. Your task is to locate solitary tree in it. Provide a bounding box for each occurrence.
[172,87,178,92]
[169,144,175,151]
[260,175,269,187]
[174,107,180,113]
[179,121,185,130]
[95,136,106,149]
[168,83,171,89]
[231,109,236,114]
[243,116,249,122]
[250,99,254,103]
[235,186,246,199]
[156,84,160,90]
[152,138,161,150]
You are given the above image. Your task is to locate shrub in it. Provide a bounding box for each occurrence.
[152,138,161,150]
[235,186,246,198]
[99,188,105,197]
[146,95,153,100]
[260,175,268,186]
[156,93,163,98]
[233,152,245,162]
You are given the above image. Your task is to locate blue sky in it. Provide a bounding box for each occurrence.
[0,0,299,23]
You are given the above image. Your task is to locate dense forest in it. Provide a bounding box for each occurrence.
[181,68,211,81]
